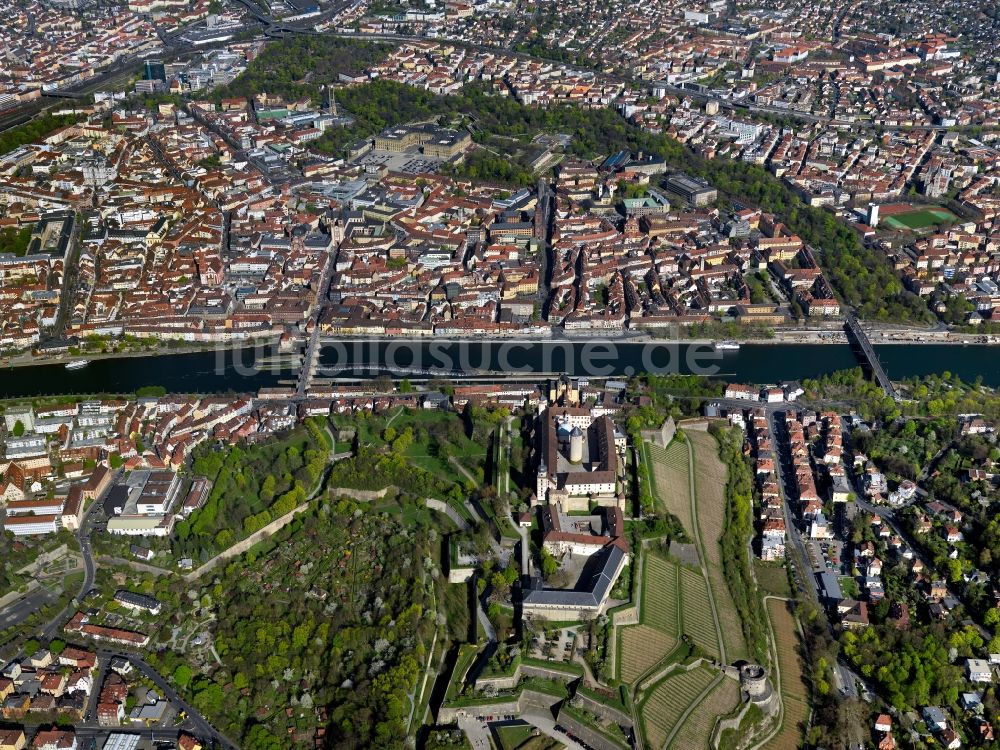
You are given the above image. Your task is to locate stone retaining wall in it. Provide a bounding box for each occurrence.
[438,688,563,723]
[712,701,752,749]
[438,699,521,724]
[556,708,628,750]
[448,567,476,583]
[475,661,581,692]
[574,692,633,729]
[327,486,393,501]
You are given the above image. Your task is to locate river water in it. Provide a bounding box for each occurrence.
[0,341,996,399]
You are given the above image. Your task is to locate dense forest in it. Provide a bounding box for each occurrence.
[162,497,443,749]
[212,36,391,104]
[0,112,80,156]
[174,420,329,559]
[712,423,769,663]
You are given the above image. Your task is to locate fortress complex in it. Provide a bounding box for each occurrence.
[535,406,627,511]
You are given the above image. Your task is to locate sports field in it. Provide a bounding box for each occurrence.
[881,206,957,230]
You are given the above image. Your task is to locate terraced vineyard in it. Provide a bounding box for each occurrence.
[646,441,693,534]
[706,565,747,662]
[679,566,720,659]
[644,554,680,633]
[641,666,718,749]
[619,554,680,683]
[763,599,809,750]
[620,625,677,684]
[628,431,757,749]
[669,676,742,750]
[686,431,728,564]
[688,430,750,662]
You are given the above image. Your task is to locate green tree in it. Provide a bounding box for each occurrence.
[214,528,235,549]
[172,664,194,689]
[540,548,559,578]
[192,678,225,715]
[984,608,1000,629]
[244,726,284,750]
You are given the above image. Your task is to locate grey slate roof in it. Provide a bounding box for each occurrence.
[522,544,625,610]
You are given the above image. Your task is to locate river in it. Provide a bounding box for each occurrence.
[314,340,1000,384]
[0,340,997,399]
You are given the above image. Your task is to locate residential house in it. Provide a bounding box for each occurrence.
[923,706,948,732]
[967,658,993,684]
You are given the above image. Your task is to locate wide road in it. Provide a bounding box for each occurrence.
[0,588,58,630]
[119,652,241,750]
[20,651,232,748]
[0,472,113,644]
[764,407,820,603]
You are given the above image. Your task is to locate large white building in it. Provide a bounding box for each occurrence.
[106,515,175,537]
[522,541,628,621]
[3,513,59,536]
[103,470,181,536]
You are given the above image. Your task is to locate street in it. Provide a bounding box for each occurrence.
[127,654,240,750]
[522,712,585,750]
[296,247,335,397]
[16,651,233,750]
[0,588,57,630]
[767,408,820,603]
[37,474,109,642]
[0,486,102,639]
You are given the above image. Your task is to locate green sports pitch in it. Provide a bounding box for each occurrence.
[881,206,958,230]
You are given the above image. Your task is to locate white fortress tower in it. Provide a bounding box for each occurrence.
[569,427,585,463]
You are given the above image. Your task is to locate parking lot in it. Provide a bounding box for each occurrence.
[807,539,845,574]
[354,149,444,174]
[528,626,577,662]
